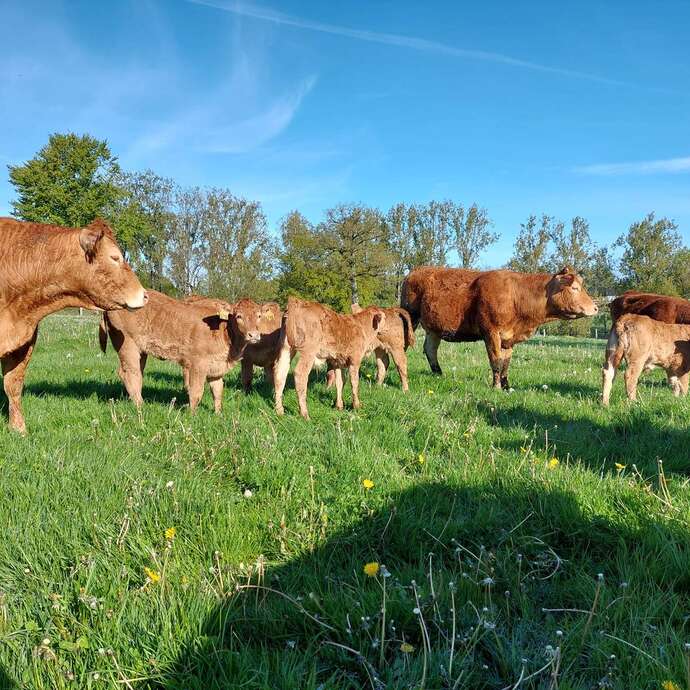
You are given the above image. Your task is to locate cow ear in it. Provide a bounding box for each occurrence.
[79,222,105,258]
[557,272,575,286]
[372,312,384,330]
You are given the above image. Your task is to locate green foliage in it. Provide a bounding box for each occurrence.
[7,132,121,227]
[450,202,497,268]
[507,215,552,273]
[616,213,684,294]
[2,314,690,688]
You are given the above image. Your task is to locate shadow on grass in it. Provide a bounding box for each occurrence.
[0,665,16,689]
[156,480,690,689]
[475,399,690,475]
[24,379,183,406]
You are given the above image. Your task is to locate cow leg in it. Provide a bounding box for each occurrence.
[334,368,344,410]
[390,347,409,392]
[499,347,513,389]
[1,329,37,434]
[679,371,690,396]
[273,344,292,416]
[601,328,622,406]
[241,358,253,394]
[423,332,442,375]
[623,361,643,402]
[293,353,316,420]
[376,349,389,385]
[117,344,144,408]
[263,364,275,389]
[483,331,503,389]
[209,377,224,413]
[326,366,336,389]
[186,368,206,412]
[349,361,362,409]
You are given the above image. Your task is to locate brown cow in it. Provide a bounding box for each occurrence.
[326,304,415,391]
[99,291,273,412]
[273,297,386,419]
[0,217,146,433]
[601,314,690,405]
[401,266,598,389]
[609,290,690,323]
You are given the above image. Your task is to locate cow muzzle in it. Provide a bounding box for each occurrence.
[126,289,148,310]
[247,332,261,344]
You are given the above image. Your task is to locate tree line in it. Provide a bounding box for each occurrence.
[6,133,690,317]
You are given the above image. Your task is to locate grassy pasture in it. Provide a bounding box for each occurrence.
[0,312,689,689]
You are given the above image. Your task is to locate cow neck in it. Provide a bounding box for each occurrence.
[515,273,555,324]
[4,230,94,324]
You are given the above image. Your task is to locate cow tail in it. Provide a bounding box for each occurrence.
[398,308,416,350]
[99,313,109,353]
[400,276,420,330]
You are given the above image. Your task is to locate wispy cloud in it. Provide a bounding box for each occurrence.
[189,0,626,86]
[575,156,690,176]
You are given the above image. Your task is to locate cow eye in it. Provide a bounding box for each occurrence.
[110,255,121,263]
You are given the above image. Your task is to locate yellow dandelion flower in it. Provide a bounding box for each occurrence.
[615,463,626,471]
[400,642,415,653]
[181,576,189,586]
[362,479,374,490]
[548,458,559,469]
[427,389,434,395]
[418,453,425,465]
[363,562,380,577]
[661,681,681,690]
[165,527,176,540]
[144,567,160,584]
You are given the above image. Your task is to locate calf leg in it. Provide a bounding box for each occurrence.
[423,332,442,375]
[208,377,224,413]
[334,368,344,410]
[601,328,622,406]
[1,329,37,434]
[326,366,336,389]
[186,368,206,412]
[241,358,253,394]
[117,343,145,408]
[389,347,409,392]
[349,361,362,409]
[263,364,275,389]
[293,353,316,420]
[679,371,690,396]
[623,361,644,402]
[273,343,292,416]
[375,349,389,385]
[499,347,513,390]
[483,330,503,389]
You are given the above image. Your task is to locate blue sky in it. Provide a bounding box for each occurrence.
[1,0,689,267]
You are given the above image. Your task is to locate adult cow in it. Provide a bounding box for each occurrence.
[401,266,598,389]
[0,217,147,433]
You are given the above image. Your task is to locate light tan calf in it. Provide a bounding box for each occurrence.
[601,313,690,405]
[100,291,273,412]
[273,297,385,419]
[327,304,415,392]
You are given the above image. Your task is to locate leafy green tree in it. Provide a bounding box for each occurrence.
[414,200,453,266]
[386,203,420,301]
[112,169,174,290]
[507,215,552,273]
[450,202,496,268]
[8,132,121,227]
[320,204,393,307]
[167,186,206,296]
[549,216,595,271]
[202,189,276,301]
[616,213,683,294]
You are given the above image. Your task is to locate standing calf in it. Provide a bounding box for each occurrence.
[601,314,690,405]
[100,291,272,412]
[273,297,385,419]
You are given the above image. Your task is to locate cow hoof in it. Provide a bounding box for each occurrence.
[275,405,284,416]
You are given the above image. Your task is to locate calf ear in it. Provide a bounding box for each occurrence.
[79,222,105,259]
[372,312,385,330]
[556,272,575,286]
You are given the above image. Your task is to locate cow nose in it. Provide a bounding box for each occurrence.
[248,332,260,343]
[592,304,599,313]
[143,291,149,304]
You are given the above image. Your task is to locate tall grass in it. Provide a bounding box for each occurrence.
[0,313,688,689]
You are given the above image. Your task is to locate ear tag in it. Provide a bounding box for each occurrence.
[218,309,230,321]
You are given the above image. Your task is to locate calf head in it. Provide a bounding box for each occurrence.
[222,299,278,346]
[78,219,147,310]
[546,267,598,319]
[354,307,387,344]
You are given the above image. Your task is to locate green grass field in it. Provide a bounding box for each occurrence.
[1,313,689,689]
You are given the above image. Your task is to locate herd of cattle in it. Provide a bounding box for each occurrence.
[2,216,690,434]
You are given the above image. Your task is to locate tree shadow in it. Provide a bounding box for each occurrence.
[24,380,183,407]
[475,399,690,475]
[154,480,690,689]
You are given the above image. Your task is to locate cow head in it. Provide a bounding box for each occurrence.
[546,267,598,319]
[220,299,277,345]
[78,219,147,310]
